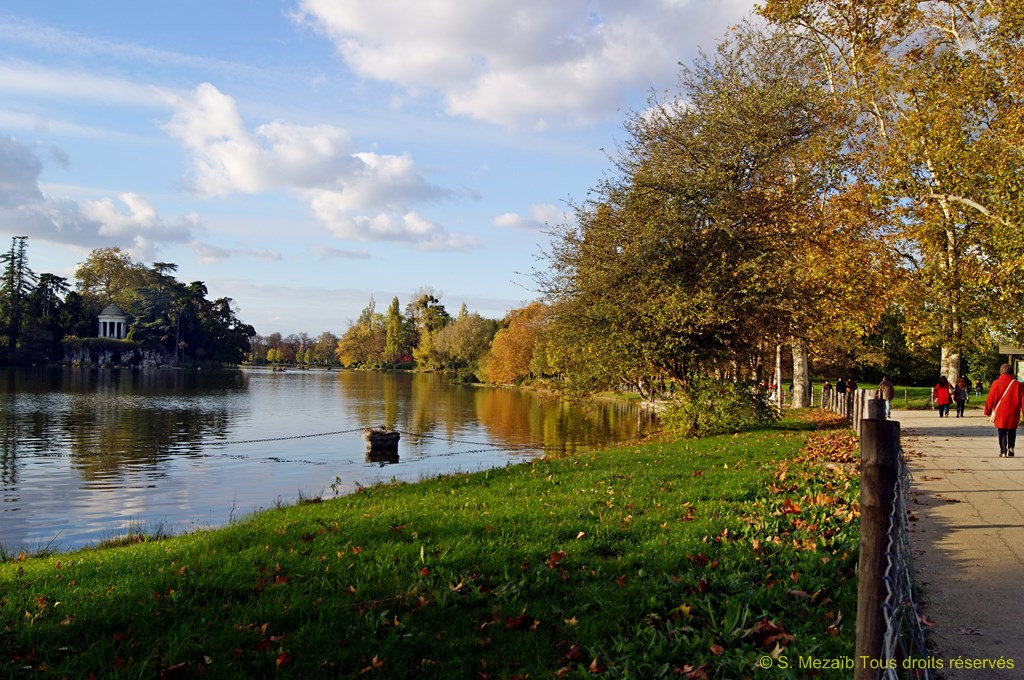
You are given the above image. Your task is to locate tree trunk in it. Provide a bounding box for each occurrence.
[775,343,784,406]
[791,340,810,408]
[940,346,960,383]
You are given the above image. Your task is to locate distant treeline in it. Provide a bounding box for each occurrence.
[249,294,549,385]
[0,238,253,366]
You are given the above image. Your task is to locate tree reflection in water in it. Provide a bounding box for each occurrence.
[1,367,653,552]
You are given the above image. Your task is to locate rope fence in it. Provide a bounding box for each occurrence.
[824,392,931,679]
[880,452,932,679]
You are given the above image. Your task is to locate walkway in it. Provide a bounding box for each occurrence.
[896,406,1024,678]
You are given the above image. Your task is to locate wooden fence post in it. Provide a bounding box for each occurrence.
[855,408,900,679]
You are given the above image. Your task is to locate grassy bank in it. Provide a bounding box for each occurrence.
[2,411,860,678]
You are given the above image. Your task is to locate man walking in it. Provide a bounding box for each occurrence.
[878,376,895,418]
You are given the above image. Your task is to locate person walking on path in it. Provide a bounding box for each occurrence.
[878,376,895,418]
[983,363,1024,457]
[900,409,1024,677]
[953,376,969,418]
[932,375,954,417]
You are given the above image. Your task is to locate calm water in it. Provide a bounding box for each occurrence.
[0,367,650,552]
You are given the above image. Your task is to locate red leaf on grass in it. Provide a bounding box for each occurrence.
[780,499,802,514]
[506,608,529,630]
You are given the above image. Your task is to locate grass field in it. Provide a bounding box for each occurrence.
[2,410,862,678]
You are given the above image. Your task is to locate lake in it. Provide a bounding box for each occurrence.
[0,367,653,553]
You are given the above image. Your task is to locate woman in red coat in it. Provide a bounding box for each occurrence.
[984,363,1024,457]
[932,376,954,417]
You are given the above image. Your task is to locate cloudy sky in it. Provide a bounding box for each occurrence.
[0,0,757,336]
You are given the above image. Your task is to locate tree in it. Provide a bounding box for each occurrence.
[311,331,341,366]
[384,297,413,364]
[434,307,498,374]
[759,0,1024,380]
[1,237,33,348]
[405,290,450,369]
[0,236,36,355]
[20,273,71,361]
[184,290,254,364]
[540,24,860,396]
[126,262,188,362]
[74,247,148,309]
[484,302,550,384]
[337,297,386,366]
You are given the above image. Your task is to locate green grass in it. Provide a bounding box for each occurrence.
[1,411,861,679]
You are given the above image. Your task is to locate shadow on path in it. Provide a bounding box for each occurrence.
[896,408,1024,679]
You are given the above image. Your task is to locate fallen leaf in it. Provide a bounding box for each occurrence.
[505,608,529,630]
[359,655,384,674]
[547,551,567,569]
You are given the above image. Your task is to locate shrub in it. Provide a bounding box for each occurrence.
[660,374,778,439]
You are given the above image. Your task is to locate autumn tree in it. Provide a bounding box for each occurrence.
[760,0,1024,380]
[540,24,859,396]
[74,247,149,310]
[483,302,550,385]
[337,296,386,367]
[405,290,450,370]
[433,304,498,375]
[310,331,340,366]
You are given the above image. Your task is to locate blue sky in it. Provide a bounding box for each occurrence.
[0,0,756,336]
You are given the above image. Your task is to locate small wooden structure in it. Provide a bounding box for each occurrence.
[362,426,400,451]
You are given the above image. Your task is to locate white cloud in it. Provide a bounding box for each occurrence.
[0,133,198,257]
[493,203,570,230]
[293,0,758,126]
[163,83,469,248]
[0,60,166,108]
[0,17,265,81]
[310,245,372,260]
[308,200,477,250]
[191,241,283,265]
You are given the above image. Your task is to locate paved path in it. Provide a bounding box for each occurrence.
[896,407,1024,679]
